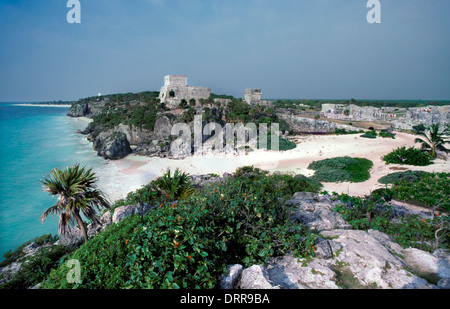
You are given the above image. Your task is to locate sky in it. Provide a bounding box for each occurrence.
[0,0,449,102]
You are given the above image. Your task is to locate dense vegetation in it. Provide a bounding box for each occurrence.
[0,235,74,289]
[390,172,450,212]
[308,157,373,183]
[40,167,322,289]
[383,146,432,166]
[331,192,449,252]
[378,170,430,185]
[2,165,448,289]
[224,99,290,132]
[89,92,161,131]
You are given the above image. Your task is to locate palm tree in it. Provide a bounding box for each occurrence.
[151,168,194,201]
[40,164,110,243]
[414,123,450,159]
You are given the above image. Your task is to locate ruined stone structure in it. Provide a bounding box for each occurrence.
[405,106,450,128]
[321,103,450,130]
[321,104,400,121]
[158,75,210,109]
[244,89,262,104]
[244,89,273,108]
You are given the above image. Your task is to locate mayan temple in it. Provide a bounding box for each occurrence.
[158,75,211,109]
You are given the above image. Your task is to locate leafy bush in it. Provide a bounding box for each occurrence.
[42,169,320,289]
[308,157,373,183]
[378,170,429,185]
[112,184,157,211]
[42,215,143,289]
[257,134,297,151]
[379,130,396,139]
[360,130,377,139]
[93,100,158,131]
[334,129,363,135]
[1,244,74,289]
[383,146,432,166]
[331,193,449,252]
[1,234,58,267]
[390,172,450,212]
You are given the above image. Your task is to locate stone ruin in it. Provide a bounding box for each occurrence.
[321,103,449,130]
[158,75,211,109]
[158,75,274,109]
[244,89,273,108]
[321,104,399,121]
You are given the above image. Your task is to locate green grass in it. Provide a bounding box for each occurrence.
[308,157,373,183]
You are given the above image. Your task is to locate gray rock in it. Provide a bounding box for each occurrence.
[402,248,450,283]
[22,242,40,257]
[288,194,351,232]
[437,278,450,289]
[55,227,84,247]
[278,114,358,134]
[219,264,244,289]
[0,262,22,285]
[94,131,132,160]
[238,265,278,289]
[112,203,155,224]
[234,225,444,289]
[266,255,340,289]
[317,229,434,289]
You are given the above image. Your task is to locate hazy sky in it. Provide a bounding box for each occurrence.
[0,0,449,102]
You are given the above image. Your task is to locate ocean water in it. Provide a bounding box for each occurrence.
[0,103,117,260]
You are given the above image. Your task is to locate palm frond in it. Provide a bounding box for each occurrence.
[41,164,109,241]
[58,212,75,235]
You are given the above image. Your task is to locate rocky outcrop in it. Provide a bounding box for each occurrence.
[92,131,132,160]
[0,242,53,285]
[405,106,450,129]
[3,188,448,289]
[219,192,450,289]
[111,203,156,224]
[67,100,106,118]
[278,114,358,134]
[228,229,446,289]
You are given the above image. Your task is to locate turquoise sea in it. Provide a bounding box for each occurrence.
[0,103,115,260]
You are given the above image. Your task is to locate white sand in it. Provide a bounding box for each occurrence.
[107,132,450,201]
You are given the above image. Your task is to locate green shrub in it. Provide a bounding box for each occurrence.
[360,130,377,139]
[1,234,59,267]
[42,215,143,289]
[257,134,297,151]
[308,157,373,183]
[383,146,432,166]
[2,244,74,289]
[378,170,429,185]
[334,129,362,135]
[379,130,396,139]
[390,172,450,212]
[331,193,449,252]
[42,169,319,289]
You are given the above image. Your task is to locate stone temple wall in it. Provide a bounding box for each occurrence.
[159,75,211,109]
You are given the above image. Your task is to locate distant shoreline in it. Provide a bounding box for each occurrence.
[10,103,72,108]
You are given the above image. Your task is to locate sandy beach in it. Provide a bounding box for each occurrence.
[105,131,450,201]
